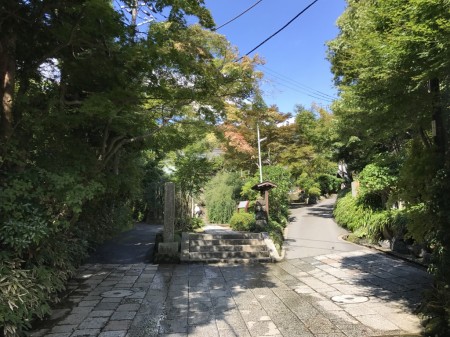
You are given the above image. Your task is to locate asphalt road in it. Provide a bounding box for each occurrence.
[85,223,163,264]
[284,196,360,259]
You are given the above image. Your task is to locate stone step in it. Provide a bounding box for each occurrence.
[189,244,268,253]
[188,233,263,240]
[189,239,264,246]
[181,231,278,263]
[189,251,271,261]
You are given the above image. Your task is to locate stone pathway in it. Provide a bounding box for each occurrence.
[31,249,431,337]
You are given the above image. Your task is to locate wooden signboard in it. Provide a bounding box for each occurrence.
[237,200,249,212]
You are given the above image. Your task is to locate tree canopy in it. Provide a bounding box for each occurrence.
[0,1,263,335]
[328,1,450,334]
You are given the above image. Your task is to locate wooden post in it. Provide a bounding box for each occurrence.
[264,190,269,217]
[163,182,175,242]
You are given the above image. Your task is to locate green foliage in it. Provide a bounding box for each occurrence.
[306,187,321,204]
[132,158,166,222]
[0,258,53,337]
[334,190,406,243]
[419,167,450,335]
[317,174,343,195]
[307,187,321,198]
[168,136,219,219]
[396,139,440,207]
[296,173,318,194]
[241,165,292,224]
[357,164,397,209]
[0,205,48,254]
[0,0,264,334]
[204,172,243,224]
[175,217,204,232]
[334,191,366,232]
[329,1,450,333]
[229,212,256,232]
[266,220,285,253]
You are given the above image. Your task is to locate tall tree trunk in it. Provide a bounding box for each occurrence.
[0,31,16,141]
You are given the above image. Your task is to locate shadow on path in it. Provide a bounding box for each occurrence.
[337,252,432,312]
[305,203,334,218]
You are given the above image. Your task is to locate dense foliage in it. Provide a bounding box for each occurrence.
[204,171,244,224]
[229,212,256,232]
[274,105,342,197]
[241,165,292,225]
[0,0,261,335]
[328,0,450,334]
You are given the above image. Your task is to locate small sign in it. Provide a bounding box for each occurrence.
[237,200,249,213]
[238,201,249,209]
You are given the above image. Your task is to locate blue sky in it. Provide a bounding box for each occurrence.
[204,0,347,115]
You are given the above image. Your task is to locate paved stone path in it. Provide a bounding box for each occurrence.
[30,199,432,337]
[31,254,431,337]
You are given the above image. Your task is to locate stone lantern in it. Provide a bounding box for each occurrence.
[251,181,277,229]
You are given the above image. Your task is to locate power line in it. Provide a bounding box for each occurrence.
[213,0,263,31]
[267,78,334,103]
[261,65,337,100]
[237,0,320,61]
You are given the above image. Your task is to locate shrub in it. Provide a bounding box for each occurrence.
[334,189,408,243]
[308,187,321,197]
[296,172,316,194]
[334,191,364,232]
[357,164,397,209]
[229,212,255,231]
[204,172,243,224]
[241,165,291,225]
[175,217,204,232]
[317,174,343,195]
[266,220,285,253]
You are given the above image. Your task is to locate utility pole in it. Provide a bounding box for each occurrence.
[131,0,138,26]
[123,0,157,37]
[257,124,266,183]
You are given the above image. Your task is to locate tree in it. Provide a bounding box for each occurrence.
[328,1,450,333]
[219,92,291,173]
[0,1,263,335]
[328,0,450,162]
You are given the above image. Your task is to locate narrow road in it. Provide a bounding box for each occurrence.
[85,223,162,264]
[284,195,361,259]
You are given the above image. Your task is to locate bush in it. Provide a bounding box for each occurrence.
[266,220,285,253]
[229,212,255,231]
[308,187,321,197]
[317,174,342,195]
[175,217,204,232]
[334,189,408,243]
[357,164,397,209]
[0,162,139,336]
[307,186,321,204]
[204,172,243,224]
[296,172,316,194]
[333,190,372,241]
[241,165,291,225]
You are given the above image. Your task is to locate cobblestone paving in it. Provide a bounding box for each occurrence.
[31,249,431,337]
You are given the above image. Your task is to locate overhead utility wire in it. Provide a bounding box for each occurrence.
[237,0,320,61]
[261,66,337,100]
[270,79,334,103]
[213,0,263,31]
[264,73,334,102]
